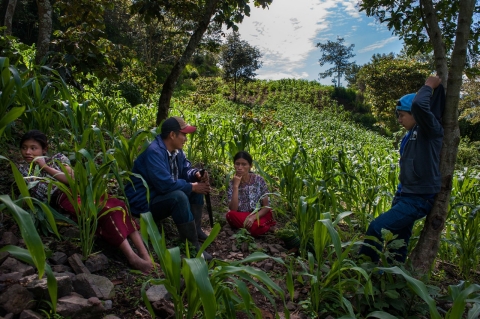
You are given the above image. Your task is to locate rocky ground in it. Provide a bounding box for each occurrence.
[0,194,309,319]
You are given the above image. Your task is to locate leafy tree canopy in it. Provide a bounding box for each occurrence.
[359,0,480,76]
[220,34,261,79]
[316,36,355,87]
[356,53,430,133]
[219,32,262,101]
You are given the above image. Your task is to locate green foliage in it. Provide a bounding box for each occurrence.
[359,0,480,62]
[356,54,430,132]
[55,147,116,258]
[139,212,289,319]
[233,228,258,251]
[52,0,127,85]
[0,57,26,138]
[0,30,34,67]
[2,57,480,317]
[0,160,59,312]
[220,32,263,100]
[459,71,480,141]
[456,137,480,168]
[316,36,355,87]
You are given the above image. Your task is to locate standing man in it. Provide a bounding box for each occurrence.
[125,116,212,260]
[359,76,444,263]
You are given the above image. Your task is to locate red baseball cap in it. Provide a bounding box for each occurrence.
[161,116,196,134]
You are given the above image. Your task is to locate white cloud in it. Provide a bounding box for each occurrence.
[358,37,398,53]
[340,0,361,19]
[237,0,338,79]
[233,0,403,81]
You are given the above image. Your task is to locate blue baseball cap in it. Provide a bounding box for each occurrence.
[396,93,416,112]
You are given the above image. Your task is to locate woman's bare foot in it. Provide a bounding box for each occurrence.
[119,238,154,274]
[129,255,154,274]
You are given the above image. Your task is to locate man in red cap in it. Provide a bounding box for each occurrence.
[125,116,212,260]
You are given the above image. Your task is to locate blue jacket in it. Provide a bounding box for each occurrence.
[399,85,444,194]
[125,135,199,215]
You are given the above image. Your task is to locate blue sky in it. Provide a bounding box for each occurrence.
[235,0,404,85]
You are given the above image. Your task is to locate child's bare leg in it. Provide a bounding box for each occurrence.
[129,231,150,261]
[118,238,152,274]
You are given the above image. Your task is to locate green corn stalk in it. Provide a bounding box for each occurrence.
[376,267,441,319]
[140,212,290,319]
[56,149,116,258]
[107,129,153,172]
[0,57,26,137]
[443,281,480,319]
[451,203,480,280]
[293,212,369,317]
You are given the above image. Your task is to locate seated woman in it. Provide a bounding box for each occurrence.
[226,151,276,236]
[18,130,153,273]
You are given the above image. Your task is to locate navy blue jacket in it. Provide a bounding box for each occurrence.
[399,85,444,194]
[125,135,199,215]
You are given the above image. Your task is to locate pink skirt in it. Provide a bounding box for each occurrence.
[226,210,276,237]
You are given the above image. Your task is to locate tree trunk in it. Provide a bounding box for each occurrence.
[156,0,221,125]
[409,0,475,273]
[4,0,17,36]
[36,0,52,65]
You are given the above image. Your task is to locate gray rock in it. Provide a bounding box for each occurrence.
[19,309,43,319]
[51,264,73,273]
[0,251,9,264]
[286,301,296,311]
[268,245,280,254]
[18,239,26,247]
[0,232,18,246]
[293,290,300,301]
[103,300,112,310]
[49,252,68,265]
[263,262,273,271]
[73,273,115,300]
[56,294,105,319]
[85,254,109,273]
[0,272,23,283]
[68,254,91,275]
[25,273,72,300]
[0,257,35,276]
[0,284,36,314]
[146,284,169,303]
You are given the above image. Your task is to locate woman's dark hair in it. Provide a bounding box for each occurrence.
[233,151,253,166]
[20,130,48,149]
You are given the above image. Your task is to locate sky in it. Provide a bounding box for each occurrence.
[235,0,405,85]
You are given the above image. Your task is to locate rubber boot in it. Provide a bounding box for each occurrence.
[191,204,208,241]
[177,220,213,261]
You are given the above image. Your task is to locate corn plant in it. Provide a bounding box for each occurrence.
[139,212,290,319]
[294,212,371,317]
[374,267,441,319]
[107,129,154,172]
[55,149,118,258]
[0,57,26,137]
[442,281,480,318]
[89,91,134,135]
[450,203,480,280]
[0,191,58,312]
